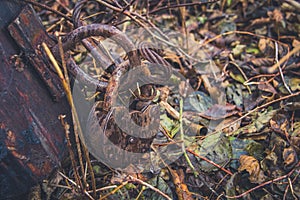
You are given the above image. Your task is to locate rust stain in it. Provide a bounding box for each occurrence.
[3,126,55,178]
[20,12,30,26]
[16,87,29,104]
[26,162,42,177]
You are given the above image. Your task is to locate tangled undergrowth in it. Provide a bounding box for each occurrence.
[25,0,300,199]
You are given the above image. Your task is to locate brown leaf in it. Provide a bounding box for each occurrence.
[248,18,271,29]
[216,116,241,133]
[270,113,289,139]
[292,39,300,53]
[238,155,266,184]
[201,104,239,120]
[169,168,193,200]
[249,57,274,67]
[258,82,277,94]
[269,9,284,24]
[258,38,274,57]
[283,146,298,171]
[58,0,70,7]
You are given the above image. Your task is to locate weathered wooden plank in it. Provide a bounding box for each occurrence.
[8,5,64,101]
[0,1,71,199]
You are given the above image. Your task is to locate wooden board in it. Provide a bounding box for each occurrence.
[0,2,71,199]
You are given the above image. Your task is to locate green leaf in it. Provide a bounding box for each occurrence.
[230,109,277,137]
[143,176,173,200]
[196,131,232,172]
[246,47,260,55]
[227,0,232,6]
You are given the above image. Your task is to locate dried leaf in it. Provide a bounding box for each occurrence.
[216,116,241,133]
[289,78,300,92]
[230,138,264,170]
[282,146,298,171]
[261,150,278,172]
[58,0,70,7]
[238,155,266,183]
[169,168,193,200]
[291,122,300,153]
[270,113,289,139]
[202,104,239,120]
[258,82,277,94]
[258,38,274,57]
[249,18,271,29]
[292,39,300,49]
[250,57,274,67]
[269,9,286,28]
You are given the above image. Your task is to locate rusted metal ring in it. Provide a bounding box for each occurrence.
[52,24,141,68]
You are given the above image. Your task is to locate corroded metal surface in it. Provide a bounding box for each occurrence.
[8,5,64,101]
[0,2,70,199]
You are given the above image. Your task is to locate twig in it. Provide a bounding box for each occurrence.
[243,74,276,86]
[58,115,83,191]
[242,44,300,89]
[135,186,146,200]
[16,0,72,22]
[228,61,251,93]
[58,171,94,200]
[99,181,128,200]
[42,42,97,197]
[149,0,220,14]
[226,162,300,199]
[201,30,289,51]
[127,175,172,200]
[186,149,233,176]
[274,41,292,94]
[179,98,197,176]
[58,34,97,197]
[163,147,223,198]
[270,42,300,72]
[285,0,300,10]
[225,91,300,136]
[94,0,201,64]
[87,185,117,193]
[56,34,88,191]
[106,0,137,24]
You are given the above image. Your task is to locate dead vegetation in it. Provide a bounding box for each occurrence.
[19,0,300,199]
